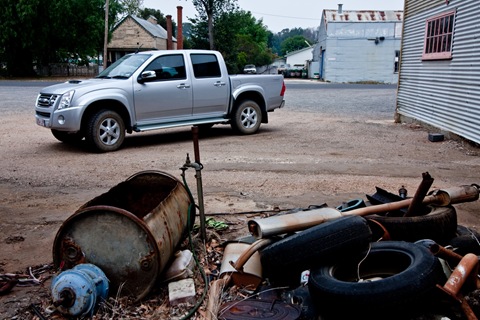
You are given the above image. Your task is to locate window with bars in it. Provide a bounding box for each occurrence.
[422,10,456,60]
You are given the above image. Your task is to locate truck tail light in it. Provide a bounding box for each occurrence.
[280,81,286,96]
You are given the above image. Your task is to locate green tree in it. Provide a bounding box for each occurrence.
[213,10,273,73]
[139,8,176,35]
[190,0,237,49]
[269,27,317,56]
[280,35,311,56]
[120,0,143,15]
[0,0,122,76]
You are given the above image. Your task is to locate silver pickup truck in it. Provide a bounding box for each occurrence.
[35,50,285,152]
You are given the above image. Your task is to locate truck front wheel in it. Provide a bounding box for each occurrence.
[231,100,262,134]
[85,109,125,152]
[51,129,84,144]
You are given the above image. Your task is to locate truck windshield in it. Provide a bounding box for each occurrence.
[97,54,151,79]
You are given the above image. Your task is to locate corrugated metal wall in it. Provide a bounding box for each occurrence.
[396,0,480,144]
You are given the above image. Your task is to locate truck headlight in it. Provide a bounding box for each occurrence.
[58,90,75,110]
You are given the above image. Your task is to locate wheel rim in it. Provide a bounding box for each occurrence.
[99,117,121,146]
[240,106,258,129]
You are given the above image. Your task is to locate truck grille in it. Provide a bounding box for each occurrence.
[37,94,58,108]
[36,111,51,118]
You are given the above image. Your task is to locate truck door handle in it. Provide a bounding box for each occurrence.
[177,83,190,89]
[214,81,226,87]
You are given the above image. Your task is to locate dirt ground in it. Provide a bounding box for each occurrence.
[1,80,479,318]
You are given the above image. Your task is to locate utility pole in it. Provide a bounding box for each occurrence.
[103,0,109,70]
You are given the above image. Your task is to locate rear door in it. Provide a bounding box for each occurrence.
[133,53,193,123]
[189,53,230,117]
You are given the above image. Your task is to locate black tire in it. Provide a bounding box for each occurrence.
[51,129,84,144]
[308,241,446,319]
[260,216,372,287]
[85,109,125,152]
[445,225,480,255]
[231,100,262,134]
[368,205,457,243]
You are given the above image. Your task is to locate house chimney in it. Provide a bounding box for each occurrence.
[166,15,173,50]
[177,6,183,49]
[338,4,343,14]
[147,15,157,25]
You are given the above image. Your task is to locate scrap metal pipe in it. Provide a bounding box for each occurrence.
[437,253,480,320]
[404,172,434,217]
[441,253,480,296]
[249,185,479,239]
[344,184,479,216]
[248,208,341,238]
[430,243,464,266]
[416,239,464,266]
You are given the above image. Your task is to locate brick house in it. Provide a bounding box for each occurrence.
[107,15,177,63]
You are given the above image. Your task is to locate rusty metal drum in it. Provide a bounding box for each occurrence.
[52,170,192,301]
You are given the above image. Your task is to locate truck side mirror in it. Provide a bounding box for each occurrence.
[138,70,156,83]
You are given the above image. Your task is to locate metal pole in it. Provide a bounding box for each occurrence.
[103,0,109,70]
[192,126,206,242]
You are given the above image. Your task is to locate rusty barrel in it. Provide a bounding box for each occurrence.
[52,170,192,301]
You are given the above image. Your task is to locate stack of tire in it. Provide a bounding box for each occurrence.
[259,204,480,319]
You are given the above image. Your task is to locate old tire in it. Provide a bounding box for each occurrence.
[85,109,125,152]
[368,205,457,243]
[445,225,480,255]
[308,241,446,319]
[231,100,262,134]
[260,216,372,287]
[51,129,84,144]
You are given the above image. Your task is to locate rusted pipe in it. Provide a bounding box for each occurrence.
[345,184,479,216]
[182,126,206,241]
[437,253,480,320]
[230,238,273,272]
[442,253,480,296]
[431,245,464,266]
[404,172,434,217]
[249,185,479,239]
[416,239,464,266]
[366,219,391,241]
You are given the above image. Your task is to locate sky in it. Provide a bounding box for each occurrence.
[143,0,405,33]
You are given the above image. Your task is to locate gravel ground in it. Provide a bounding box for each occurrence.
[1,79,479,318]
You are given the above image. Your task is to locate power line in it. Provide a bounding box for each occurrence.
[250,11,320,21]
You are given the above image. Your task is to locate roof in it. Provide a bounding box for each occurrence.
[323,10,403,22]
[285,46,313,57]
[115,15,177,41]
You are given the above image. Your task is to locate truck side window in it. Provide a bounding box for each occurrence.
[190,54,221,78]
[144,54,186,81]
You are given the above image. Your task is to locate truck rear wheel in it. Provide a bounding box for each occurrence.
[231,100,262,134]
[85,109,125,152]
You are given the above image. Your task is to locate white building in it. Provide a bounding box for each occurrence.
[313,7,403,83]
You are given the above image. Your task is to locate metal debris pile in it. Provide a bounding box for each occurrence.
[2,169,480,320]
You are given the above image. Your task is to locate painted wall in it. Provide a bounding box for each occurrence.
[396,0,480,144]
[314,12,402,83]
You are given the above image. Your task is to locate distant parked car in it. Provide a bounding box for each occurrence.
[243,64,256,74]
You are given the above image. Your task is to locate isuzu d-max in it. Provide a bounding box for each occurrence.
[35,50,285,152]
